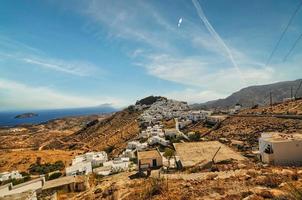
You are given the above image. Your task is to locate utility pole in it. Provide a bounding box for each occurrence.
[291,86,293,99]
[270,92,273,107]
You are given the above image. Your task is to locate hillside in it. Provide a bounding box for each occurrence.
[44,107,142,157]
[206,99,302,151]
[193,79,302,109]
[0,115,104,150]
[0,150,81,172]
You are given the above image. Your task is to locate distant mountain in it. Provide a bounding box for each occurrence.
[192,79,302,109]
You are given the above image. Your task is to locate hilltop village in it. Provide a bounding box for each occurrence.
[1,96,302,199]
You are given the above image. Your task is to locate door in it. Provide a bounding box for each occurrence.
[152,159,157,167]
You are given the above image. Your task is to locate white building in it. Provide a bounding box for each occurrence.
[102,157,130,173]
[0,171,23,182]
[93,166,111,176]
[259,132,302,166]
[0,177,45,198]
[148,136,169,146]
[72,151,108,168]
[66,161,92,176]
[164,128,179,138]
[127,141,148,151]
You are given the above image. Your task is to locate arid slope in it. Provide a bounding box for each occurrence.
[44,108,142,157]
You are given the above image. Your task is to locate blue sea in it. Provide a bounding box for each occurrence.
[0,106,117,127]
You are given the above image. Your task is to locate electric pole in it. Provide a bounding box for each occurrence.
[270,92,273,108]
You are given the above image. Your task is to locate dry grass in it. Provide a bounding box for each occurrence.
[0,149,81,172]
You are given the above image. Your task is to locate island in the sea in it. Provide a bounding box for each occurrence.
[14,112,38,119]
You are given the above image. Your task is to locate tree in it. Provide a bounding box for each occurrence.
[163,148,175,171]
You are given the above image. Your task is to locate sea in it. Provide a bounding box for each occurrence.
[0,106,117,127]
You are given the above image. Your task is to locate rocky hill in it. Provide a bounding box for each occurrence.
[192,79,302,109]
[44,107,142,157]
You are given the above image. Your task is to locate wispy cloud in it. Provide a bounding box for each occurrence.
[0,35,102,77]
[22,57,99,77]
[75,0,283,102]
[139,54,275,94]
[0,79,122,110]
[191,0,244,82]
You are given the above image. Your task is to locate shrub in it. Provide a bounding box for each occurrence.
[104,146,114,154]
[28,160,65,175]
[140,177,168,199]
[48,172,62,180]
[188,132,201,141]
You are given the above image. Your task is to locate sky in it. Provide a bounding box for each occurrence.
[0,0,302,111]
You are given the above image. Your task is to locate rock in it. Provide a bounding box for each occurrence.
[258,190,273,198]
[94,188,103,194]
[281,169,294,176]
[238,163,247,169]
[219,138,229,143]
[206,174,218,180]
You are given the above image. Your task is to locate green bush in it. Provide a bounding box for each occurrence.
[28,160,64,175]
[48,172,62,180]
[188,132,201,141]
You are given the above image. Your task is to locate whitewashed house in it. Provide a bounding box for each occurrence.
[127,141,148,151]
[164,128,179,138]
[0,171,22,182]
[102,157,130,173]
[72,151,107,168]
[66,161,92,176]
[148,136,169,146]
[93,166,112,176]
[122,149,136,159]
[259,132,302,166]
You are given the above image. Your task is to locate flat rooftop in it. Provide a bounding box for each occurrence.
[261,132,302,143]
[137,149,161,160]
[173,141,245,168]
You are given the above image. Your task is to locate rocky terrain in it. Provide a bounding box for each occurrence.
[44,107,142,157]
[1,96,302,199]
[0,150,82,172]
[0,115,106,150]
[0,115,106,173]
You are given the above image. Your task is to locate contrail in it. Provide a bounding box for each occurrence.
[191,0,245,82]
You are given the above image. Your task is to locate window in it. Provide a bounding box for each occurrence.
[264,144,273,154]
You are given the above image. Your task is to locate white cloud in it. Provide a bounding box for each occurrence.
[22,57,99,77]
[63,0,301,104]
[138,54,276,96]
[165,88,226,104]
[0,79,122,110]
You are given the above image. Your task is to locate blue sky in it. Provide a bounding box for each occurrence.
[1,0,302,110]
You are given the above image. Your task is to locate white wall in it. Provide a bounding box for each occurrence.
[0,178,43,197]
[273,141,302,165]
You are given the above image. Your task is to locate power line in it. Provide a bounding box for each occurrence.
[283,31,302,61]
[294,80,302,98]
[265,0,302,66]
